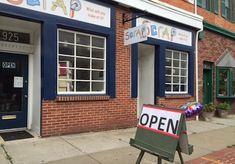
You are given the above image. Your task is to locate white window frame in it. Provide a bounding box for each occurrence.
[165,49,188,94]
[57,29,106,95]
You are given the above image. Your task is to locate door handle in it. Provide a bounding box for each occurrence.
[24,95,28,98]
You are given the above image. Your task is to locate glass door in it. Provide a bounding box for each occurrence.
[0,53,28,130]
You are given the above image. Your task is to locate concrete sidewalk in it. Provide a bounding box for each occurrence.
[0,115,235,164]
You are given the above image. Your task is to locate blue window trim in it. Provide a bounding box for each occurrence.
[0,0,116,100]
[131,14,196,98]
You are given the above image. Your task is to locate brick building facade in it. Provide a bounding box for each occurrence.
[160,0,235,110]
[0,0,204,136]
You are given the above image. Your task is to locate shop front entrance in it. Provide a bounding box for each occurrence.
[203,62,213,105]
[138,44,155,116]
[0,53,28,130]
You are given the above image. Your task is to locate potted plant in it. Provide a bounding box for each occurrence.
[201,103,216,121]
[215,102,231,118]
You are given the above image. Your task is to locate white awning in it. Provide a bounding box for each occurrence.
[112,0,203,30]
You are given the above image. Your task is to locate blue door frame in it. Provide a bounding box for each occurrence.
[0,53,28,130]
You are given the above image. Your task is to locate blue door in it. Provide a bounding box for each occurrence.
[0,53,28,130]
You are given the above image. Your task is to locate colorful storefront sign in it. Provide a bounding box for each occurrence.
[137,18,192,46]
[124,24,148,46]
[0,0,111,28]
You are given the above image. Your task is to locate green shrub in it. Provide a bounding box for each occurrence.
[216,102,231,110]
[203,103,216,112]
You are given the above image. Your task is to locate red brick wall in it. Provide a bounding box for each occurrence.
[157,96,195,109]
[41,7,137,137]
[198,30,235,105]
[160,0,235,32]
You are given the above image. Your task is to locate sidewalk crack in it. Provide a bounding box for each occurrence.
[1,144,13,164]
[59,137,102,164]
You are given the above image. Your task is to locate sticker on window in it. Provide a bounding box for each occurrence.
[14,76,23,88]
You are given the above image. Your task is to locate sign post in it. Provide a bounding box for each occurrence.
[130,105,193,163]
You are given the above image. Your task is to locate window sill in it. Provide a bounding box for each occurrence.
[56,95,110,102]
[165,94,192,99]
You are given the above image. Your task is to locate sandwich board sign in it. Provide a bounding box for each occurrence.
[130,105,193,163]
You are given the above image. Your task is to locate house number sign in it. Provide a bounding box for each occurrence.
[0,29,30,44]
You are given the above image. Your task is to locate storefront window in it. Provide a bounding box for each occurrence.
[165,49,188,94]
[57,29,106,94]
[217,68,235,97]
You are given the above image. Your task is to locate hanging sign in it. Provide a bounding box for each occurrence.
[137,18,192,46]
[0,0,111,28]
[124,24,148,46]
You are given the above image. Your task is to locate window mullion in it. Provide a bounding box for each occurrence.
[74,32,77,92]
[90,36,92,93]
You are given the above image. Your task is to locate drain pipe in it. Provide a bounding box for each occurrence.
[194,0,203,120]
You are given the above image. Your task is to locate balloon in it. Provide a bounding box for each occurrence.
[180,102,203,118]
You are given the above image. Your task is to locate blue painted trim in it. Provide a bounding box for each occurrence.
[131,44,138,98]
[41,22,57,100]
[0,0,116,100]
[131,19,138,98]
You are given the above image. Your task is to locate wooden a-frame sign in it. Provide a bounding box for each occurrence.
[130,105,193,163]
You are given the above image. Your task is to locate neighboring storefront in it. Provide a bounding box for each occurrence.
[0,0,203,137]
[198,23,235,110]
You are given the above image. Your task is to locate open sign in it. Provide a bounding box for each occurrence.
[138,105,183,139]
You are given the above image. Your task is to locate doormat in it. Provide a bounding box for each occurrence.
[0,131,34,141]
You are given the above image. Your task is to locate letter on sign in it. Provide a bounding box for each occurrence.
[138,105,182,139]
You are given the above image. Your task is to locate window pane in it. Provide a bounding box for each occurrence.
[92,82,104,91]
[165,59,171,67]
[180,85,186,92]
[92,71,104,80]
[92,60,104,69]
[173,77,179,83]
[181,61,187,68]
[59,43,74,56]
[165,49,188,94]
[218,69,228,96]
[165,76,171,83]
[58,80,74,92]
[165,84,171,92]
[76,81,90,92]
[173,68,179,75]
[58,68,74,79]
[59,31,74,43]
[76,70,90,80]
[173,60,179,67]
[181,77,187,84]
[181,53,187,60]
[76,46,90,57]
[166,50,172,58]
[76,34,90,45]
[232,69,235,96]
[173,52,180,59]
[166,68,171,75]
[92,37,104,48]
[173,85,179,92]
[76,58,90,68]
[181,69,187,76]
[92,48,104,59]
[58,29,106,94]
[59,56,74,67]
